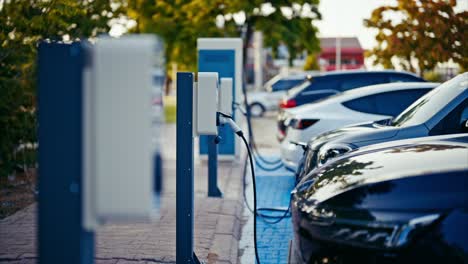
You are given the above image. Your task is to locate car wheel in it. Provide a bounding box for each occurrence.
[249,103,265,117]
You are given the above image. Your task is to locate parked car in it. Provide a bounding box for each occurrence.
[297,72,468,180]
[290,134,468,264]
[247,71,319,116]
[280,70,425,109]
[278,82,438,171]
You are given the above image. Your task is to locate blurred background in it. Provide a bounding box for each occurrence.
[0,0,467,218]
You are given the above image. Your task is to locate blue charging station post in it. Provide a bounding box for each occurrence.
[176,72,201,264]
[208,135,222,197]
[38,42,94,264]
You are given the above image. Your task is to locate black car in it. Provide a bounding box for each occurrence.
[290,134,468,264]
[296,72,468,182]
[280,70,425,109]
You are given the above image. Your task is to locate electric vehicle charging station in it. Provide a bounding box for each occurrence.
[38,35,163,264]
[176,71,236,264]
[197,38,243,159]
[197,38,243,198]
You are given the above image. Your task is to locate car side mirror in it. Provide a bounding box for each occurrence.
[461,119,468,133]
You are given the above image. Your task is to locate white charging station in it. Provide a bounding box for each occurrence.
[83,35,159,230]
[197,38,243,160]
[196,72,219,135]
[191,73,235,137]
[219,78,233,117]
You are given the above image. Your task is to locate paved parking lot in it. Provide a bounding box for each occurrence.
[0,123,245,264]
[0,113,291,264]
[239,157,295,264]
[239,114,296,264]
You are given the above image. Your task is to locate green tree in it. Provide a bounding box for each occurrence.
[224,1,321,67]
[364,0,467,75]
[127,1,322,71]
[127,0,232,72]
[0,0,124,177]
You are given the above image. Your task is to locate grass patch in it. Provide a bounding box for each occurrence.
[164,96,176,123]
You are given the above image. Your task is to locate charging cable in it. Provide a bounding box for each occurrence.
[219,114,293,264]
[219,113,282,170]
[219,115,291,222]
[232,102,283,166]
[219,115,261,264]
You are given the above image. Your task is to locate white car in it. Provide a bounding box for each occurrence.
[246,71,319,116]
[279,82,439,171]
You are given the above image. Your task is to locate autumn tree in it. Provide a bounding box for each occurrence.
[364,0,467,75]
[0,0,125,177]
[303,53,320,70]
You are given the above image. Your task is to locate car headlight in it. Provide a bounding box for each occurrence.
[317,143,355,167]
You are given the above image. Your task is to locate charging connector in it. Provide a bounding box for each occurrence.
[219,115,242,136]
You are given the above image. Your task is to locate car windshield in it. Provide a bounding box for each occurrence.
[287,79,312,97]
[391,74,468,127]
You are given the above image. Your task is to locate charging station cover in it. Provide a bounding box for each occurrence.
[86,36,156,225]
[196,72,219,135]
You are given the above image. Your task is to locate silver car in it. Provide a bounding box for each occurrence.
[246,71,319,116]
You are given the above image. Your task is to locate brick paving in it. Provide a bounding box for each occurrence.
[0,123,245,264]
[239,114,296,264]
[256,174,295,264]
[238,157,296,264]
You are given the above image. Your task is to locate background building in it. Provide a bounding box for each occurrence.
[318,37,365,71]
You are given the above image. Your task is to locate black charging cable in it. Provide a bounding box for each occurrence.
[232,102,283,166]
[221,112,292,263]
[238,131,262,264]
[219,113,291,221]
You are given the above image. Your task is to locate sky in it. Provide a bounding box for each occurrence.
[314,0,394,50]
[314,0,468,50]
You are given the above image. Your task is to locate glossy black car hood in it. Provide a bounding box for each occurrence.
[296,141,468,211]
[308,120,398,150]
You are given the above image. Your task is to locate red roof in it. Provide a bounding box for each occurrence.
[320,37,363,54]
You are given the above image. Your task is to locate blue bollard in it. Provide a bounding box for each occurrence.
[38,42,94,264]
[176,72,201,264]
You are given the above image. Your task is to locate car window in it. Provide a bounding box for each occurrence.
[271,79,303,92]
[342,89,431,116]
[429,98,468,135]
[302,78,340,93]
[461,107,468,121]
[389,74,422,82]
[339,75,386,91]
[342,94,378,114]
[392,74,468,127]
[287,80,312,97]
[302,92,337,104]
[375,89,432,116]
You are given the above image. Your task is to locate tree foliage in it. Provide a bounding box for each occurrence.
[364,0,467,74]
[0,0,124,177]
[0,0,322,177]
[127,0,322,71]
